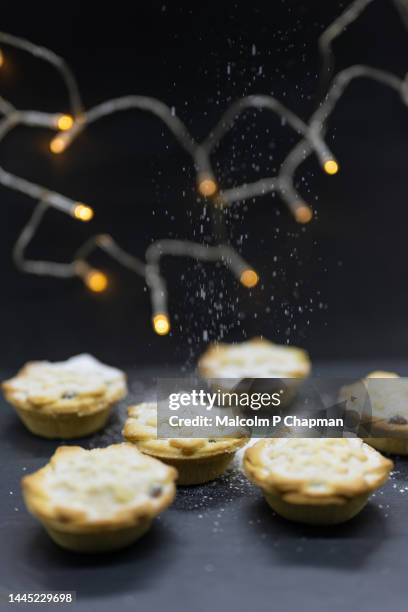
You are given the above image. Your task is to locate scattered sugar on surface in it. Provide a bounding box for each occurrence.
[39,369,408,542]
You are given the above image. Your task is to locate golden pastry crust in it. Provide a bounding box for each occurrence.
[22,444,177,534]
[198,337,311,380]
[340,371,408,454]
[340,371,402,425]
[2,354,127,416]
[123,402,247,460]
[367,419,408,435]
[244,438,392,506]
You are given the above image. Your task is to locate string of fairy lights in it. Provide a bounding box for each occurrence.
[0,0,406,335]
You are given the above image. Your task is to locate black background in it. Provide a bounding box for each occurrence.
[2,0,408,370]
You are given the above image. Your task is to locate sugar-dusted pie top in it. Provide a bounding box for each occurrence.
[22,444,177,530]
[340,371,408,427]
[244,438,392,504]
[2,354,127,415]
[123,402,248,459]
[198,338,311,380]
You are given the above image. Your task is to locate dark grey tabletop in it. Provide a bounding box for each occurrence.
[1,364,408,612]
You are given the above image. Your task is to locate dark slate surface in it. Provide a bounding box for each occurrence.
[1,364,408,612]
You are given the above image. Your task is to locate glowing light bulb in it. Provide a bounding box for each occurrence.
[56,114,74,131]
[0,50,4,68]
[85,270,108,293]
[240,269,259,288]
[50,136,66,154]
[324,159,339,175]
[295,205,313,224]
[198,178,218,197]
[73,203,94,222]
[153,313,170,335]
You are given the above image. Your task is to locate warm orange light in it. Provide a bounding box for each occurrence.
[198,178,218,197]
[240,269,259,288]
[85,270,108,293]
[295,205,313,224]
[324,159,339,175]
[73,203,94,222]
[50,136,66,154]
[0,50,4,68]
[56,114,74,131]
[153,313,170,335]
